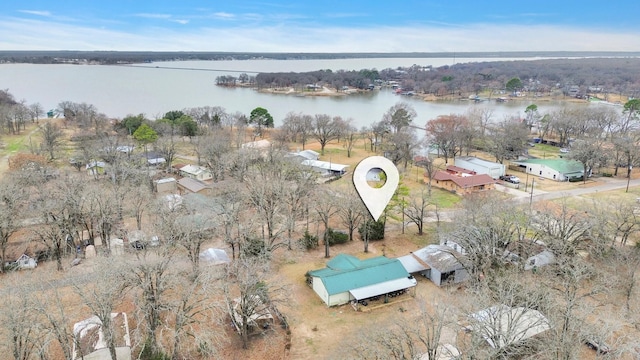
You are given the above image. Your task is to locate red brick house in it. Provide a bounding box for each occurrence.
[430,166,496,195]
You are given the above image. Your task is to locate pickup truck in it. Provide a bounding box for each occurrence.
[499,175,521,184]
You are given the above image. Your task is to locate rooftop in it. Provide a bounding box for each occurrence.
[513,158,584,174]
[433,170,495,188]
[308,254,409,295]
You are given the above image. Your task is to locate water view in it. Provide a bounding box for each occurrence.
[1,57,587,128]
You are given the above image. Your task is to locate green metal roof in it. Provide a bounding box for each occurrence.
[308,254,410,295]
[514,158,584,174]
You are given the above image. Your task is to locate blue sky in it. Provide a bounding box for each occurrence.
[1,1,639,52]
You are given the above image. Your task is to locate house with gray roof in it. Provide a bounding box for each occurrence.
[307,254,416,307]
[512,158,584,181]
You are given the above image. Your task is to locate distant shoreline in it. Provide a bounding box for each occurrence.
[1,50,640,65]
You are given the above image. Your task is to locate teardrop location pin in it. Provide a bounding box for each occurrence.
[353,156,400,221]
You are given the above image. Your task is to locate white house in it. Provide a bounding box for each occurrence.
[179,164,213,181]
[512,158,584,181]
[455,156,506,179]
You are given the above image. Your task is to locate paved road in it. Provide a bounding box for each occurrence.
[498,176,640,205]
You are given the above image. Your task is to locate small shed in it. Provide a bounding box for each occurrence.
[154,177,177,194]
[455,156,506,179]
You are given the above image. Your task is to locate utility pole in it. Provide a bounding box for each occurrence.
[627,165,633,193]
[529,178,535,206]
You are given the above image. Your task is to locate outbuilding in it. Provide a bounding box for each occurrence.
[398,245,468,286]
[512,158,584,181]
[455,156,506,179]
[307,254,416,307]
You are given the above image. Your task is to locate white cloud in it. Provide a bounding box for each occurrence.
[18,10,52,17]
[0,17,639,53]
[213,12,235,19]
[133,13,172,19]
[171,19,189,25]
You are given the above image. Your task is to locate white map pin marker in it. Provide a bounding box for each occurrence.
[353,156,400,221]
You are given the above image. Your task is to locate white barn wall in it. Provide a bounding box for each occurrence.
[312,278,329,306]
[328,292,352,307]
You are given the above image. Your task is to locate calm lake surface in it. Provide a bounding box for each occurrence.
[0,57,591,128]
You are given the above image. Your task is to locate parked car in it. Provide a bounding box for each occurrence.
[560,148,570,153]
[499,175,521,184]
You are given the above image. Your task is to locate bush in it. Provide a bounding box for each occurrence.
[601,172,613,177]
[325,228,349,245]
[243,236,268,258]
[298,231,318,250]
[358,219,385,241]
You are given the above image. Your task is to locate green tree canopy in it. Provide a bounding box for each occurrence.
[249,107,274,128]
[133,123,158,145]
[121,114,145,134]
[505,77,523,93]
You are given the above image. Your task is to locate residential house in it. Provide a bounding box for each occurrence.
[398,245,468,286]
[512,158,584,181]
[455,156,506,179]
[430,166,496,195]
[179,164,213,181]
[307,254,417,307]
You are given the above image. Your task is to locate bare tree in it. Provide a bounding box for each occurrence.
[166,268,225,358]
[72,258,128,360]
[0,280,41,360]
[312,114,346,155]
[403,187,431,235]
[223,256,286,349]
[124,248,177,357]
[39,122,64,160]
[336,186,367,242]
[314,187,340,258]
[342,298,453,360]
[0,175,26,273]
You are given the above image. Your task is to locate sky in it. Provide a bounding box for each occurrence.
[1,1,639,52]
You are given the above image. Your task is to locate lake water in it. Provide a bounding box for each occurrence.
[0,57,591,128]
